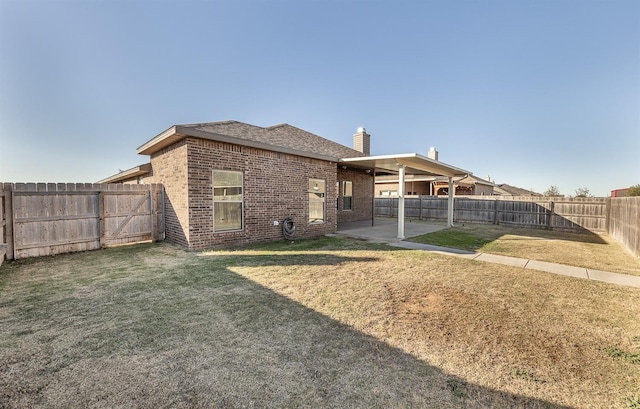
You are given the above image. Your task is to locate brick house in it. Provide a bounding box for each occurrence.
[102,120,471,247]
[101,121,376,249]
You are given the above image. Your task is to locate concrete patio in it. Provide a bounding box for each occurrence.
[335,217,447,243]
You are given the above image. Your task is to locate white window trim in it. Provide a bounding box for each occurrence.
[309,178,326,224]
[212,170,244,232]
[342,180,353,211]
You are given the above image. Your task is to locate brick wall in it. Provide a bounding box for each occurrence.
[376,182,401,196]
[146,141,189,247]
[337,167,374,223]
[474,184,494,196]
[185,138,338,249]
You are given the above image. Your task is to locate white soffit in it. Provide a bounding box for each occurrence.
[341,153,469,178]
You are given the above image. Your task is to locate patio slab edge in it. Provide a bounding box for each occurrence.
[390,241,474,255]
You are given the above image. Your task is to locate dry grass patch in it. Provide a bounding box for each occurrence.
[1,238,639,408]
[409,224,640,276]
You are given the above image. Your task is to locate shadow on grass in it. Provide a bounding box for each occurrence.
[1,243,571,408]
[231,234,397,253]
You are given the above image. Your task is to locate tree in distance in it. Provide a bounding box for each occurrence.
[544,185,562,197]
[574,187,591,197]
[627,184,640,196]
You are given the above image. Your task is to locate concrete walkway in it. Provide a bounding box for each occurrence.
[335,219,640,288]
[392,241,640,288]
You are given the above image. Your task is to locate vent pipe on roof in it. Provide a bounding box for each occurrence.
[428,147,438,161]
[353,127,370,155]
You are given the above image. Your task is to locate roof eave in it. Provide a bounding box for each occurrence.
[341,153,470,178]
[97,163,152,184]
[137,126,181,155]
[137,125,341,162]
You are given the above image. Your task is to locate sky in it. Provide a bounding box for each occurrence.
[0,0,638,197]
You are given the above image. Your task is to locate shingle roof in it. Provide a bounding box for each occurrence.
[496,184,542,196]
[138,120,366,160]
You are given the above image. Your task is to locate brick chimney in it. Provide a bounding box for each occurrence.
[353,127,370,155]
[428,147,438,161]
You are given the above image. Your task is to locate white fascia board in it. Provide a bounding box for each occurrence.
[136,126,179,155]
[341,153,470,178]
[97,163,151,184]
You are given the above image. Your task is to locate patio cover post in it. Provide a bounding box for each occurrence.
[397,164,405,239]
[447,177,454,227]
[339,153,470,233]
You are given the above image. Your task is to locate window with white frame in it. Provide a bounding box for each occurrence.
[213,170,243,231]
[309,178,325,224]
[342,180,353,210]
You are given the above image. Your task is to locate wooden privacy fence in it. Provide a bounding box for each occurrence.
[0,190,6,265]
[375,196,608,233]
[0,183,164,261]
[608,197,640,258]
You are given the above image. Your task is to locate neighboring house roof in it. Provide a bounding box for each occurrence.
[495,184,542,196]
[137,120,366,161]
[433,175,494,186]
[375,174,493,186]
[97,163,151,184]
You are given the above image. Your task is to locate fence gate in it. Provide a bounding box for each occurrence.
[101,190,154,247]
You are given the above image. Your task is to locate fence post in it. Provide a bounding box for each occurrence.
[605,197,611,234]
[493,198,499,225]
[0,184,7,262]
[149,185,157,242]
[160,185,166,240]
[98,190,105,248]
[547,201,555,230]
[6,183,14,260]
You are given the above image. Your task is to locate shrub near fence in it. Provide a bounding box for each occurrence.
[0,183,165,261]
[374,196,608,233]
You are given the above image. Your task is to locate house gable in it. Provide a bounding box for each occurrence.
[137,120,367,161]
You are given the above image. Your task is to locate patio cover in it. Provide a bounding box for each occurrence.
[341,153,470,239]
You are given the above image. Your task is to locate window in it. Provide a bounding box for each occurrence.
[309,178,325,224]
[213,170,243,231]
[342,181,353,211]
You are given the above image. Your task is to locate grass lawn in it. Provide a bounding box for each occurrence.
[1,238,639,408]
[408,223,640,276]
